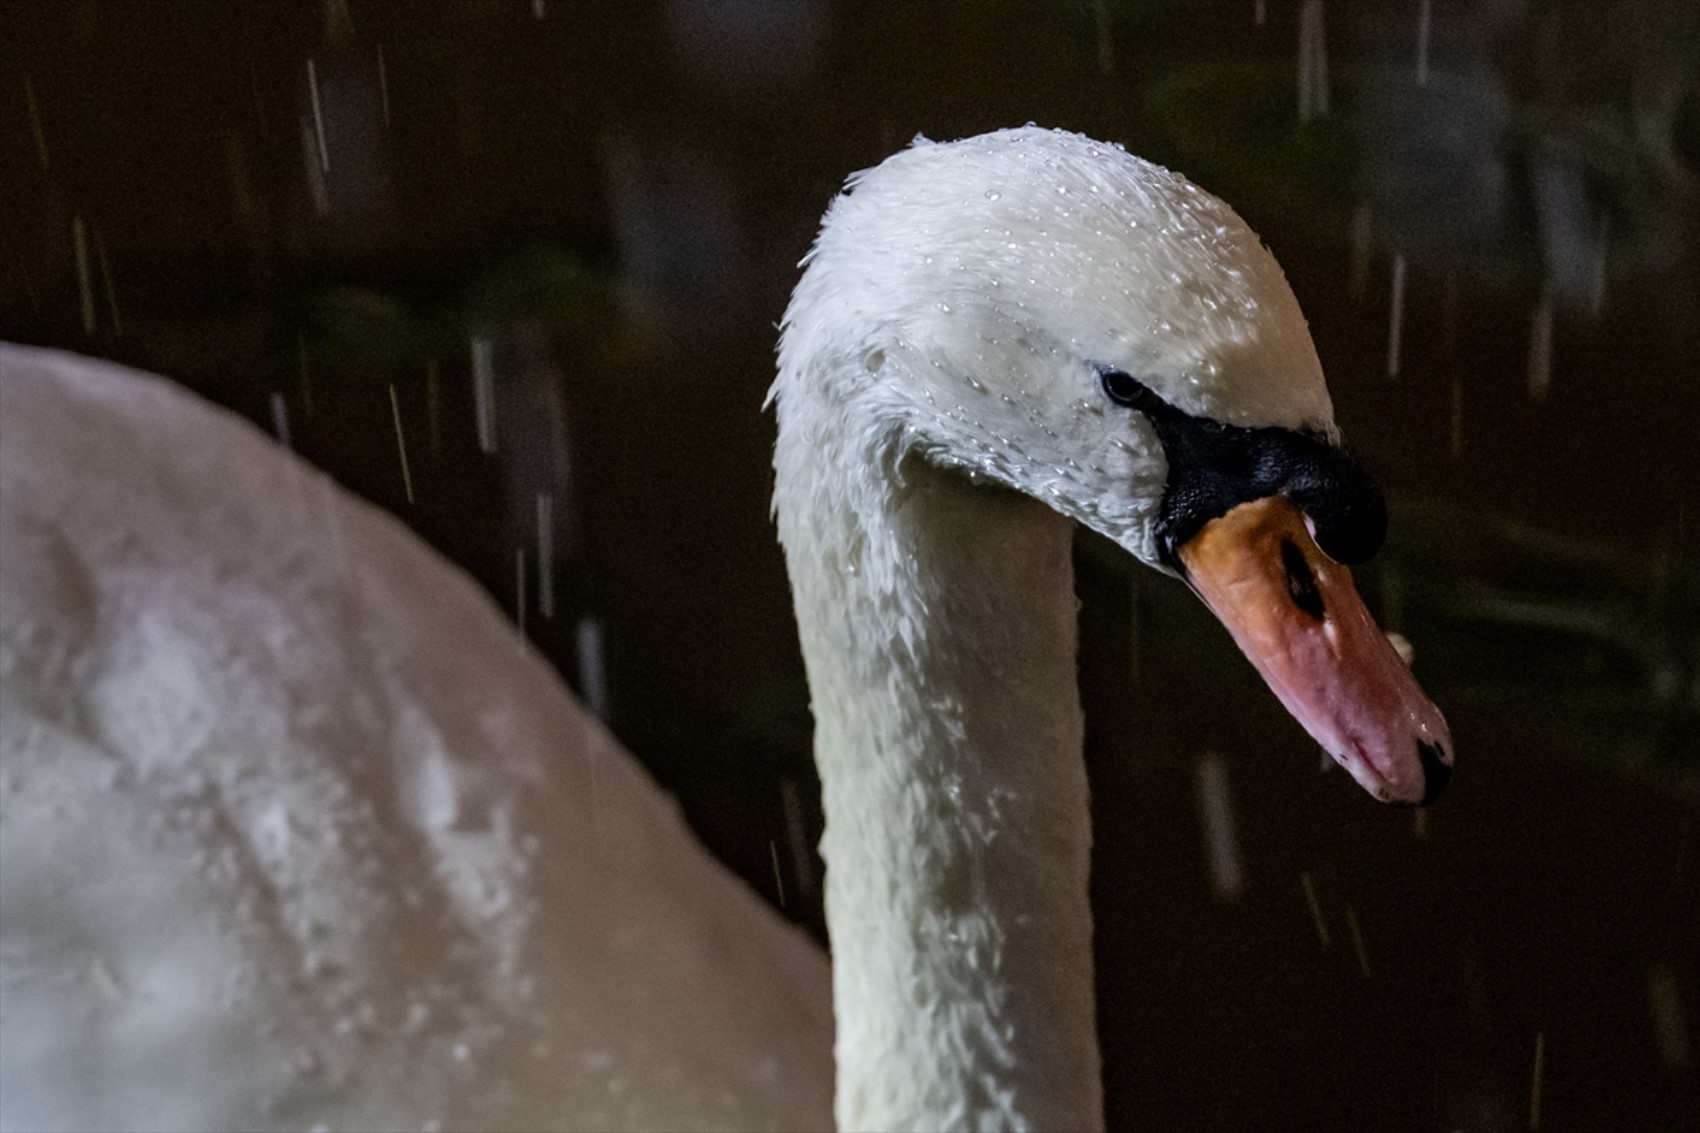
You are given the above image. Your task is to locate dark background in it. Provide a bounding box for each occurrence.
[3,1,1697,1129]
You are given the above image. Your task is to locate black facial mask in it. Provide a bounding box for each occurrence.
[1098,369,1387,569]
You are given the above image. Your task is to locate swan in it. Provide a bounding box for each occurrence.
[770,126,1451,1131]
[0,126,1451,1133]
[0,346,834,1132]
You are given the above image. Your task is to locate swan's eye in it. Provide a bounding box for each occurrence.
[1100,369,1146,406]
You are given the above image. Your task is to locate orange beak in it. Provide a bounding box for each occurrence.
[1176,495,1453,805]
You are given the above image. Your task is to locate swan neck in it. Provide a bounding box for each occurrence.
[776,423,1102,1131]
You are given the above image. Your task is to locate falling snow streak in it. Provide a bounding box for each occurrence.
[388,383,414,504]
[1384,631,1414,667]
[1345,906,1371,978]
[1297,1,1330,123]
[1528,284,1555,400]
[576,616,608,721]
[769,841,786,907]
[1193,752,1244,901]
[531,0,548,18]
[300,116,329,215]
[270,392,292,449]
[1300,872,1330,946]
[536,493,558,619]
[1413,807,1428,837]
[1254,0,1266,26]
[72,218,94,335]
[471,336,498,453]
[376,45,391,128]
[1648,966,1693,1068]
[306,58,329,173]
[23,75,49,173]
[94,229,121,338]
[1386,253,1407,378]
[1415,0,1432,85]
[1529,1031,1546,1129]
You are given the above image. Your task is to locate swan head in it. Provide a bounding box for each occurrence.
[776,126,1451,806]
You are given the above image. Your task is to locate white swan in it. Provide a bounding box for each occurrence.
[770,126,1450,1131]
[0,346,834,1132]
[0,126,1450,1133]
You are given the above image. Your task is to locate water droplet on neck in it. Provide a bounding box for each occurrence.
[936,301,952,314]
[984,190,1001,201]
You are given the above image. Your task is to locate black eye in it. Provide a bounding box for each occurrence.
[1100,369,1145,406]
[1279,537,1326,620]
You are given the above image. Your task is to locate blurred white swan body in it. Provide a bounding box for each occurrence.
[0,343,833,1132]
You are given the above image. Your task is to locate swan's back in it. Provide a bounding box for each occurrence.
[0,344,832,1132]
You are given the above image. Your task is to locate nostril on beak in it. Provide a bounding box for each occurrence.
[1417,740,1451,806]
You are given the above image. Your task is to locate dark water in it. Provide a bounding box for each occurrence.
[3,2,1697,1129]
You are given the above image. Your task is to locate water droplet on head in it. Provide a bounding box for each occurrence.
[936,301,952,314]
[985,190,1001,201]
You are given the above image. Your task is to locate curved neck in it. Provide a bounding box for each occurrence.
[775,416,1102,1131]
